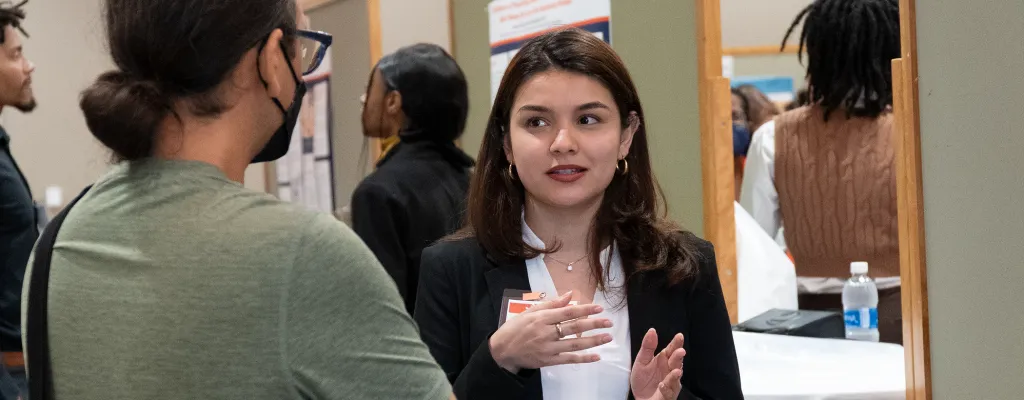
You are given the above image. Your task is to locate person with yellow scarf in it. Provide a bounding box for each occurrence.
[353,43,474,313]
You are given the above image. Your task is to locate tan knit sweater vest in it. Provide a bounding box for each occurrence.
[775,106,900,278]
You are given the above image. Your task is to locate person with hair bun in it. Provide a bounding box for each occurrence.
[352,43,474,313]
[20,1,452,399]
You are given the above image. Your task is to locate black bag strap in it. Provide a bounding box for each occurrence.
[26,185,91,400]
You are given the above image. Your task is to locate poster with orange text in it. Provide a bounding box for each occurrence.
[488,0,612,103]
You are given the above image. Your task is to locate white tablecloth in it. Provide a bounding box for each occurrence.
[735,331,906,399]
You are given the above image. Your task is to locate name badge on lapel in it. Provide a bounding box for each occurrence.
[498,289,576,326]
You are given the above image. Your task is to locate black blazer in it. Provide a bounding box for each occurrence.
[351,138,473,312]
[414,234,743,400]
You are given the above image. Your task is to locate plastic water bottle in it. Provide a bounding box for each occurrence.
[842,261,880,342]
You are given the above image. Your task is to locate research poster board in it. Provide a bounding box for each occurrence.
[275,49,336,214]
[488,0,612,102]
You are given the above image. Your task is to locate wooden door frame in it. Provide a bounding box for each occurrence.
[892,0,931,397]
[694,0,932,398]
[366,0,385,165]
[695,0,739,324]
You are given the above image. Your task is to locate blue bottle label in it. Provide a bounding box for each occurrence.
[844,308,878,329]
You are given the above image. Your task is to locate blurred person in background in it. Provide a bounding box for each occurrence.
[0,1,33,398]
[740,0,903,344]
[734,84,780,133]
[731,85,779,199]
[353,43,474,313]
[20,0,452,398]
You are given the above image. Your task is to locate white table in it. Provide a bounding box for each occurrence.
[734,331,906,399]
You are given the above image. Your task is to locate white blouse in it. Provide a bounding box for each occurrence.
[522,222,632,400]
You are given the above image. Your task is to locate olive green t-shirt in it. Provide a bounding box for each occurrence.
[22,160,450,399]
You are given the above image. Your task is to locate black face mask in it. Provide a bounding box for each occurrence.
[252,47,307,164]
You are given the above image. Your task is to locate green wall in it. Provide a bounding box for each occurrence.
[451,0,705,235]
[450,1,490,161]
[916,0,1024,397]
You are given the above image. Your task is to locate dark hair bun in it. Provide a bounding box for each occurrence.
[84,0,297,161]
[80,71,170,161]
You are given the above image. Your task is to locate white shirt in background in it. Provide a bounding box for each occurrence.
[522,222,632,400]
[740,121,900,294]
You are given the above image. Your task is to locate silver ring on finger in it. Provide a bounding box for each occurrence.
[555,322,565,338]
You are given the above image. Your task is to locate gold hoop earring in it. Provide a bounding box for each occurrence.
[506,164,517,181]
[616,159,629,176]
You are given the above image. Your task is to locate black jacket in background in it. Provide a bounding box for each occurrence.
[351,136,474,313]
[0,127,37,352]
[414,234,744,400]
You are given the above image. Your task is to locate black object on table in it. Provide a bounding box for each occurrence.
[733,309,845,339]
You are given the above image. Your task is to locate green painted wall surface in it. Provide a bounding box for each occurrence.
[916,0,1024,397]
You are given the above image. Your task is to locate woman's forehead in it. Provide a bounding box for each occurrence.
[512,71,617,112]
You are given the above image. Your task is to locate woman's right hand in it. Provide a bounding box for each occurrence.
[488,291,613,373]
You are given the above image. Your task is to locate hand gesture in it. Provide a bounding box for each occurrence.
[630,328,686,400]
[488,291,614,373]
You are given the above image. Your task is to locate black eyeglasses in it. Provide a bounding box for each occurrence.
[298,29,333,76]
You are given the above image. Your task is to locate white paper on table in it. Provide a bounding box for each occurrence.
[735,201,799,322]
[735,331,906,399]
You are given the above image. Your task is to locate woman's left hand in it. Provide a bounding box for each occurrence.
[629,328,685,400]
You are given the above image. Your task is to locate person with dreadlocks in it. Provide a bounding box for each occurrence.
[740,0,903,344]
[0,0,34,397]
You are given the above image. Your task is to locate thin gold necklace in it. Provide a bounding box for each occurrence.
[546,254,588,272]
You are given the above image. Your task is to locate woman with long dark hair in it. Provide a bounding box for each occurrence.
[414,28,742,400]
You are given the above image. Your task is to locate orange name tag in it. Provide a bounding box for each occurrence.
[506,300,538,320]
[498,290,575,326]
[522,292,544,301]
[505,299,579,322]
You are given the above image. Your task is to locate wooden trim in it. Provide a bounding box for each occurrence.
[300,0,337,11]
[722,44,800,57]
[366,0,384,167]
[446,0,466,151]
[695,0,739,323]
[367,0,383,63]
[447,0,457,56]
[894,0,932,398]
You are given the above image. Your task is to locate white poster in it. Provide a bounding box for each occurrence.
[722,55,735,79]
[274,49,336,214]
[488,0,612,102]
